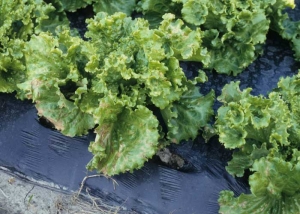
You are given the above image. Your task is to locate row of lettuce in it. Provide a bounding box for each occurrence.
[1,0,300,213]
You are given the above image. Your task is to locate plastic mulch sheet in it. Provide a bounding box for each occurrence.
[0,2,299,213]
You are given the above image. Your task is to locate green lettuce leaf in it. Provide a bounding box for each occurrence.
[18,31,94,136]
[33,0,70,35]
[33,81,94,137]
[180,0,208,26]
[87,106,160,175]
[161,85,214,143]
[225,143,269,177]
[158,13,210,65]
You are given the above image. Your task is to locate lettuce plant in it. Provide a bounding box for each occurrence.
[137,0,299,75]
[270,0,300,60]
[216,73,300,213]
[17,12,214,175]
[0,0,69,93]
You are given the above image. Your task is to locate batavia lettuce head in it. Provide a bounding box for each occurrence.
[18,12,214,175]
[216,72,300,213]
[0,0,69,93]
[137,0,299,75]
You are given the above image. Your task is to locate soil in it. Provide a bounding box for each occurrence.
[0,168,120,214]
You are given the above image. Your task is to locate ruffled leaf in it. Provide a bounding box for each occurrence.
[87,106,160,175]
[161,86,214,143]
[226,143,269,177]
[34,82,94,137]
[181,0,208,26]
[18,31,94,136]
